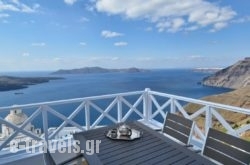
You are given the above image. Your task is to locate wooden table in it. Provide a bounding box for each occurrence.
[73,121,215,165]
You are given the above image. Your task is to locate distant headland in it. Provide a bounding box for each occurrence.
[193,67,222,73]
[0,67,148,92]
[0,76,63,92]
[51,67,149,75]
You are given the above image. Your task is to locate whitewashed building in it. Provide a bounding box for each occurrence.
[1,109,41,138]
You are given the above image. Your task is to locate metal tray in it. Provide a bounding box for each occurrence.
[106,128,143,141]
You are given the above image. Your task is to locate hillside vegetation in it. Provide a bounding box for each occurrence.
[185,87,250,136]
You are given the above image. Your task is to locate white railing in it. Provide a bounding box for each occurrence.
[0,88,249,151]
[147,90,250,143]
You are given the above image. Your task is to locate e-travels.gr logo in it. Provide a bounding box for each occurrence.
[9,139,101,155]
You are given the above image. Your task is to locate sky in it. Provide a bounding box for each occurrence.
[0,0,250,71]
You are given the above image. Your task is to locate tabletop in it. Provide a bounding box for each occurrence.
[73,121,216,165]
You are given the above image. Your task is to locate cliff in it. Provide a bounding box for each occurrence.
[52,67,148,74]
[202,58,250,89]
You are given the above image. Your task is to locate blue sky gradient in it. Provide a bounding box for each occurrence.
[0,0,250,71]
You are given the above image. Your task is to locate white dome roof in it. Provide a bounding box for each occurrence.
[5,109,28,125]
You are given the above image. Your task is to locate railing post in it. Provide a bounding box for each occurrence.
[205,105,212,134]
[117,96,122,122]
[85,101,90,130]
[41,105,49,147]
[143,88,152,122]
[170,97,176,113]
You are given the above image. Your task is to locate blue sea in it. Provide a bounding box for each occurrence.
[0,69,231,128]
